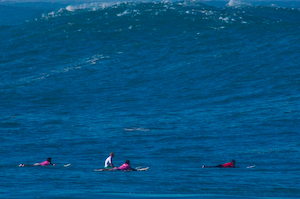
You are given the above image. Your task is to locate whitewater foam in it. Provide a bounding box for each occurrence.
[227,0,250,7]
[65,2,113,12]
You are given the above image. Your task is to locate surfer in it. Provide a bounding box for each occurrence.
[104,152,115,169]
[95,160,138,171]
[117,160,137,171]
[19,157,56,167]
[95,159,149,171]
[202,159,236,168]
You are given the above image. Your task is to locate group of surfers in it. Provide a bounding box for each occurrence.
[19,153,138,171]
[19,153,236,170]
[97,152,137,171]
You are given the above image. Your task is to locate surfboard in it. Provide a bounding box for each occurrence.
[19,163,70,167]
[94,167,149,171]
[94,168,110,171]
[136,167,149,171]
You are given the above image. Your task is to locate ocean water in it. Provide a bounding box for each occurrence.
[1,0,300,198]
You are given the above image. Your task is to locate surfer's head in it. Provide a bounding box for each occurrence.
[231,159,236,165]
[110,152,114,158]
[125,160,130,165]
[47,157,52,162]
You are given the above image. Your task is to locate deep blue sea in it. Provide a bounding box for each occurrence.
[1,0,300,198]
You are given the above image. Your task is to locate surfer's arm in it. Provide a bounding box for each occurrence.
[109,159,114,167]
[202,165,222,168]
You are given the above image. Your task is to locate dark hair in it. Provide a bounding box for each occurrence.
[231,159,236,163]
[125,160,130,164]
[47,158,52,162]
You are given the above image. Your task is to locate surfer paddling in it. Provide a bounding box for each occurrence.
[202,159,236,168]
[19,157,56,167]
[117,160,137,171]
[95,160,142,171]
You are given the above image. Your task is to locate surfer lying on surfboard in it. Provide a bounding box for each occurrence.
[118,160,136,171]
[95,160,148,171]
[202,159,236,168]
[19,157,56,167]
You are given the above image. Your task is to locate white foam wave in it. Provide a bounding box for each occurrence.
[65,2,114,12]
[41,2,115,19]
[227,0,252,7]
[227,0,242,7]
[117,9,130,17]
[124,127,150,132]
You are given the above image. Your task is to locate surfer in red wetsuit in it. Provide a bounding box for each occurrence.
[117,160,137,171]
[19,157,56,167]
[202,159,236,168]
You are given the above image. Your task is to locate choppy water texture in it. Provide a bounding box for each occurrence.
[1,0,300,198]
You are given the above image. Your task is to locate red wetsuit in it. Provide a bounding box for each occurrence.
[40,160,51,166]
[118,163,134,171]
[222,162,234,168]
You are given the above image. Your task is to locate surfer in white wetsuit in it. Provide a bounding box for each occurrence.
[104,152,115,169]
